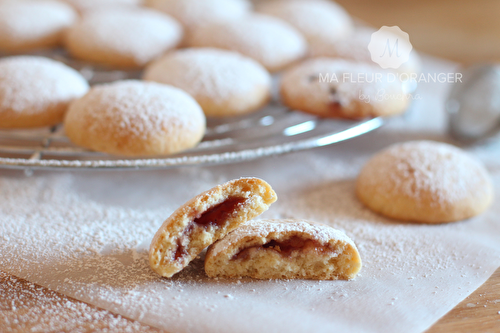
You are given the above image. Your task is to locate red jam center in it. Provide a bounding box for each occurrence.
[232,236,328,261]
[194,197,246,227]
[173,197,246,261]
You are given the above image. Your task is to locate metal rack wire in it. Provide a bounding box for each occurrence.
[0,104,384,171]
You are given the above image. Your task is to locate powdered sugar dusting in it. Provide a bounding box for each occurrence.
[359,140,493,206]
[0,271,162,332]
[146,0,251,31]
[66,8,182,66]
[0,57,500,333]
[188,14,307,71]
[281,58,403,112]
[256,0,353,44]
[62,0,141,12]
[0,56,89,115]
[0,0,76,52]
[0,142,499,333]
[65,80,205,141]
[310,27,375,62]
[209,219,356,258]
[143,48,271,104]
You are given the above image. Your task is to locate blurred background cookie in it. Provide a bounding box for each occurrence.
[310,27,422,76]
[64,8,182,69]
[188,14,307,72]
[280,58,409,119]
[0,0,76,54]
[356,141,494,223]
[64,80,206,156]
[0,56,89,129]
[61,0,142,13]
[145,0,251,33]
[143,48,271,117]
[256,0,353,47]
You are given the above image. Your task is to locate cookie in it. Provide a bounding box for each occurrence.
[280,58,409,119]
[145,0,250,33]
[61,0,141,13]
[64,8,182,69]
[356,141,494,223]
[64,80,205,156]
[256,0,353,46]
[149,177,277,278]
[205,219,362,280]
[0,0,76,54]
[188,14,307,72]
[0,56,89,129]
[310,27,422,76]
[143,48,272,117]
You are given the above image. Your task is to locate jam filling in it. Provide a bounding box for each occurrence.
[174,236,189,261]
[172,197,246,261]
[232,236,329,261]
[194,197,246,227]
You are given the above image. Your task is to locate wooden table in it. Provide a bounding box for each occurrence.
[2,0,500,331]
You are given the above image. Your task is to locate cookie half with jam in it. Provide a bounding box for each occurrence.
[149,177,277,278]
[205,219,362,280]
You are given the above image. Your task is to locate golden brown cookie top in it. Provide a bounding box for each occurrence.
[0,56,88,121]
[145,0,251,32]
[0,0,77,53]
[143,48,271,115]
[256,0,353,45]
[280,58,409,118]
[188,14,307,72]
[64,80,206,156]
[358,140,493,208]
[62,0,140,13]
[65,7,182,68]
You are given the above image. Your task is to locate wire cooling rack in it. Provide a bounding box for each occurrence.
[0,104,384,171]
[0,49,385,171]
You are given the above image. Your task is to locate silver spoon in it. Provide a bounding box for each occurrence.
[447,64,500,143]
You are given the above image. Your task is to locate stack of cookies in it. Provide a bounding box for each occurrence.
[0,0,419,157]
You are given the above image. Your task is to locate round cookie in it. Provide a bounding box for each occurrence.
[188,14,307,72]
[0,56,89,129]
[310,27,422,76]
[145,0,250,33]
[280,58,409,119]
[256,0,353,46]
[64,8,183,69]
[356,141,494,223]
[205,219,362,280]
[64,81,206,157]
[61,0,141,13]
[0,0,77,54]
[143,48,272,117]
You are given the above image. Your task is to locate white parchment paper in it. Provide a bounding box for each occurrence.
[1,57,499,333]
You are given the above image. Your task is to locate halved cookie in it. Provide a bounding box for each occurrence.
[205,219,362,280]
[149,178,277,278]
